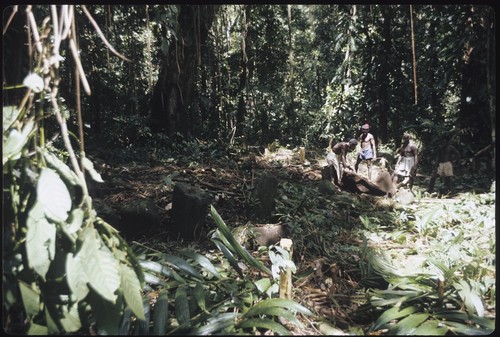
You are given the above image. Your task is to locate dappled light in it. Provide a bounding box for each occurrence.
[3,4,495,335]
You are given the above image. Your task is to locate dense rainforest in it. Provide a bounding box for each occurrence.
[2,4,495,335]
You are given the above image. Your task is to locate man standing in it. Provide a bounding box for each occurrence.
[392,133,418,193]
[326,138,358,190]
[355,124,377,181]
[428,136,460,194]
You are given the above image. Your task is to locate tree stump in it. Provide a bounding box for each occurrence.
[253,223,289,247]
[171,182,211,241]
[251,173,279,221]
[118,198,161,240]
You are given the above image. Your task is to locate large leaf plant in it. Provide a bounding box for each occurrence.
[3,5,144,334]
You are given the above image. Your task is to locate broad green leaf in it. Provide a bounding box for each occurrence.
[86,290,122,335]
[193,282,207,312]
[27,323,49,335]
[26,202,56,279]
[413,320,448,335]
[66,208,84,235]
[455,280,485,317]
[143,272,167,287]
[254,278,272,294]
[163,254,203,280]
[211,205,271,275]
[191,312,239,335]
[390,313,429,335]
[433,310,469,322]
[18,280,40,318]
[443,320,494,335]
[118,308,132,335]
[66,252,90,301]
[140,260,186,283]
[133,299,150,334]
[238,317,290,335]
[3,105,21,132]
[370,306,417,331]
[434,310,494,331]
[179,250,220,278]
[415,207,441,235]
[80,228,120,303]
[82,157,104,182]
[119,263,145,321]
[245,298,313,317]
[43,150,81,186]
[175,286,191,327]
[3,119,34,164]
[57,301,82,333]
[212,238,243,277]
[245,306,302,327]
[318,322,346,335]
[37,168,72,222]
[152,291,169,335]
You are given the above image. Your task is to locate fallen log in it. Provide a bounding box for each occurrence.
[341,170,396,197]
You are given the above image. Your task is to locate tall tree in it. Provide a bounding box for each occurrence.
[149,5,219,136]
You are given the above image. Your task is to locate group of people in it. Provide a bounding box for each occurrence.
[326,123,459,195]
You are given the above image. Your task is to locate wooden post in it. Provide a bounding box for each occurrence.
[279,238,293,299]
[298,147,305,164]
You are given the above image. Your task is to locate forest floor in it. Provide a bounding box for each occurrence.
[87,142,495,334]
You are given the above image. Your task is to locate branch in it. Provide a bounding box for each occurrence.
[81,5,131,62]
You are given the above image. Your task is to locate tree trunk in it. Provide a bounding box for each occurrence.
[378,6,391,144]
[149,5,219,136]
[236,6,249,137]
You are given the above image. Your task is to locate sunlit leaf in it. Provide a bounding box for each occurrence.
[82,157,104,183]
[163,254,203,280]
[454,280,484,317]
[3,105,21,133]
[212,238,243,277]
[370,306,417,331]
[238,317,289,335]
[390,313,429,335]
[57,301,82,332]
[26,202,56,279]
[23,73,44,92]
[3,119,34,164]
[413,320,448,335]
[191,312,239,335]
[179,250,220,278]
[18,280,41,318]
[43,150,81,186]
[80,228,120,303]
[211,205,271,275]
[254,278,272,294]
[245,298,313,317]
[37,168,72,222]
[119,263,146,321]
[66,252,90,301]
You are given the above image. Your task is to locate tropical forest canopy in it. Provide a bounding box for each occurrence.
[3,4,495,169]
